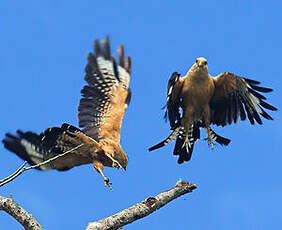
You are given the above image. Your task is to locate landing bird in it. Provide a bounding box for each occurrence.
[149,57,277,164]
[2,38,132,189]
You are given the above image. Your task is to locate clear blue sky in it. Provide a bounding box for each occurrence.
[0,1,281,229]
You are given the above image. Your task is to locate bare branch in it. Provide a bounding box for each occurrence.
[0,144,84,187]
[0,161,27,184]
[86,180,197,230]
[0,195,43,230]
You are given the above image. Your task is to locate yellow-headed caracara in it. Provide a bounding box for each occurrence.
[149,57,277,164]
[3,38,131,189]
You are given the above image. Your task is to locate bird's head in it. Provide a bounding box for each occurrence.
[100,140,128,170]
[112,145,128,171]
[191,57,208,73]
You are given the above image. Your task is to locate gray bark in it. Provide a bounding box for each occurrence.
[86,181,197,230]
[0,195,43,230]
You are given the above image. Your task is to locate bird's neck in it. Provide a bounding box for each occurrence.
[188,69,209,82]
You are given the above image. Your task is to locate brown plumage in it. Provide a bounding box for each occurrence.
[2,38,131,189]
[149,57,277,164]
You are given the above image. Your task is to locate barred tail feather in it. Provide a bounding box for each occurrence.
[174,136,193,164]
[174,125,200,164]
[209,129,231,146]
[148,128,179,151]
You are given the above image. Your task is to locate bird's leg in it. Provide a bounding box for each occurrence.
[182,118,193,151]
[204,127,215,149]
[203,108,215,149]
[105,153,122,169]
[93,161,112,190]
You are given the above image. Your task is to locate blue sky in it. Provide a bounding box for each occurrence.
[0,1,281,229]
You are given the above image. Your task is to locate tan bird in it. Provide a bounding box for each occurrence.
[149,57,277,164]
[2,38,131,189]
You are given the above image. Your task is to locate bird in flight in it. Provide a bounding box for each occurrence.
[149,57,277,164]
[2,38,132,189]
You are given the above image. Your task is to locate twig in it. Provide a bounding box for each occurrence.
[0,161,27,183]
[0,195,43,230]
[0,144,84,187]
[86,180,197,230]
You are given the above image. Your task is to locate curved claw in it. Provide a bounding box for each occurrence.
[204,137,215,149]
[104,178,112,190]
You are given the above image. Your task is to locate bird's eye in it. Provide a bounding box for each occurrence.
[204,61,207,65]
[196,59,198,63]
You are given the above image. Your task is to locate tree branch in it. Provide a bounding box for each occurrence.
[0,195,43,230]
[86,180,197,230]
[0,144,84,187]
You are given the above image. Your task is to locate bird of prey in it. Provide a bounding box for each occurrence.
[2,38,132,189]
[149,57,277,164]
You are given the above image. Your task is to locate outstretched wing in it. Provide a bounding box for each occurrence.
[3,130,46,168]
[78,38,131,142]
[210,72,277,126]
[164,72,183,128]
[2,124,94,171]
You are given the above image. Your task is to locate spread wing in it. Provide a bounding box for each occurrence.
[78,38,131,142]
[164,72,183,128]
[2,124,94,170]
[210,72,277,126]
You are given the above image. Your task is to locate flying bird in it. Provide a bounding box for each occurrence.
[2,38,132,189]
[149,57,277,164]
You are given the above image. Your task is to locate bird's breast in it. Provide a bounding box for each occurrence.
[181,75,214,120]
[182,76,213,101]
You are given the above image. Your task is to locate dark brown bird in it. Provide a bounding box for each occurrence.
[2,38,132,189]
[149,57,277,164]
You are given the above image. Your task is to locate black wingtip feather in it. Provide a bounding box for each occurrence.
[239,99,246,121]
[253,110,263,124]
[260,108,274,120]
[126,56,131,74]
[6,133,18,140]
[251,85,273,93]
[248,88,266,100]
[102,37,111,60]
[2,132,43,169]
[112,57,120,82]
[118,45,125,68]
[94,40,101,57]
[233,94,240,123]
[260,100,278,111]
[245,103,255,125]
[244,78,261,85]
[125,88,132,106]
